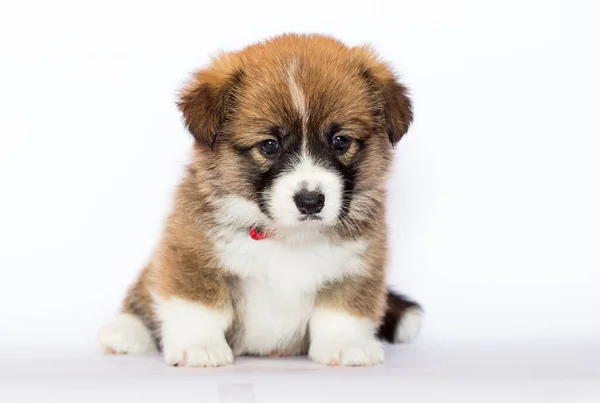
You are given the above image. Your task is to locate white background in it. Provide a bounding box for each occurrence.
[1,0,599,372]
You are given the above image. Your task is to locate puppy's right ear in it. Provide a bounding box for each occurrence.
[177,53,243,149]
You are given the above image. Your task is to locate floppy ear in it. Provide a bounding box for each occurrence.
[380,77,413,145]
[177,53,243,148]
[354,46,413,145]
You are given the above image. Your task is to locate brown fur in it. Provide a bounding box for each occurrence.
[117,33,414,354]
[315,230,389,321]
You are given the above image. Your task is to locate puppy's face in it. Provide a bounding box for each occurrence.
[179,35,412,235]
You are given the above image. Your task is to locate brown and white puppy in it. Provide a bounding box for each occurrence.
[98,34,422,367]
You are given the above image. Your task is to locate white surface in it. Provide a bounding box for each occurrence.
[1,0,600,401]
[1,345,599,403]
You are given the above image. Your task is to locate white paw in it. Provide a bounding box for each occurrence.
[309,339,384,366]
[98,313,157,354]
[163,342,234,367]
[395,306,423,343]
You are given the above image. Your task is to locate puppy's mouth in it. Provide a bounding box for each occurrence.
[298,214,323,222]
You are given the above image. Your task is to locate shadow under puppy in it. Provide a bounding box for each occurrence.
[99,33,422,367]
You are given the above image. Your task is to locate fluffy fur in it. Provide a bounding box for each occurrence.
[98,34,422,366]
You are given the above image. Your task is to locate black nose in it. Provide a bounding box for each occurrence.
[293,190,325,215]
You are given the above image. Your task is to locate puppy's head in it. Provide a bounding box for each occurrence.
[179,34,412,236]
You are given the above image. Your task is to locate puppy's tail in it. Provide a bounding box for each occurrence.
[377,290,423,343]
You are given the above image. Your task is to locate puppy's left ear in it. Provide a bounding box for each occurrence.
[380,77,413,145]
[354,46,413,145]
[177,52,243,149]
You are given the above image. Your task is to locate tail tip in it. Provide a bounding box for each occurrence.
[394,305,423,343]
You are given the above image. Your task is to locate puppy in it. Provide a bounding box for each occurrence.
[98,33,422,367]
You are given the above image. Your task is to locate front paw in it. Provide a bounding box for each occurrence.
[163,342,234,367]
[309,339,384,366]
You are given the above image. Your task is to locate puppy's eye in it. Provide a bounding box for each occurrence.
[259,139,280,156]
[331,135,351,152]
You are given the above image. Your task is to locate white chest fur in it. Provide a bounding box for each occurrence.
[214,229,368,355]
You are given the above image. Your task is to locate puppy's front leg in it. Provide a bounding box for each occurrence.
[153,251,233,367]
[309,275,386,366]
[155,294,233,367]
